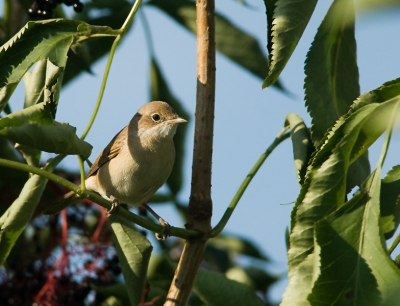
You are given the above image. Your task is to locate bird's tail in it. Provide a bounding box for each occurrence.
[44,191,81,215]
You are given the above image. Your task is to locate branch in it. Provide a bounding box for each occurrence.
[165,0,215,304]
[0,158,198,240]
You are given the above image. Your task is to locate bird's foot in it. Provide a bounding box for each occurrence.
[155,218,171,241]
[106,195,120,216]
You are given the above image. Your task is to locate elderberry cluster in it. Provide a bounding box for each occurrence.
[29,0,84,19]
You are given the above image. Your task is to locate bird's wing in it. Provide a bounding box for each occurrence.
[85,126,128,178]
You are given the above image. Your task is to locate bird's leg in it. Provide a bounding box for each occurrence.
[141,203,171,241]
[106,193,120,216]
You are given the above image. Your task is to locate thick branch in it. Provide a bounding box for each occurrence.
[165,0,215,304]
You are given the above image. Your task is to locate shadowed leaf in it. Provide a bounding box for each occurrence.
[109,215,153,306]
[193,268,264,306]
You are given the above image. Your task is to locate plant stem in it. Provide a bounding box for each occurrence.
[388,232,400,255]
[165,0,215,304]
[80,0,143,140]
[0,158,198,239]
[211,128,290,237]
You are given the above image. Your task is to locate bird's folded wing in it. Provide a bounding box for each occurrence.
[85,126,127,178]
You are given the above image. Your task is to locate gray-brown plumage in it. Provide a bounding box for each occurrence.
[45,101,186,238]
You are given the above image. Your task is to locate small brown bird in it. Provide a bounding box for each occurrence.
[45,101,187,239]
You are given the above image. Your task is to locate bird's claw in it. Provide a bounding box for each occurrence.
[155,218,171,241]
[106,198,120,216]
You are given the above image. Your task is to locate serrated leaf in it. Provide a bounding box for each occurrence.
[208,235,269,261]
[308,126,400,305]
[262,0,318,88]
[0,102,92,158]
[285,113,314,185]
[193,268,264,306]
[305,0,359,144]
[263,0,278,54]
[148,0,285,90]
[288,97,400,277]
[380,165,400,239]
[0,19,86,89]
[109,215,153,306]
[0,174,47,264]
[150,59,189,195]
[23,58,64,110]
[308,191,381,306]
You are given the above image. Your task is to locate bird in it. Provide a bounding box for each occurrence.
[45,101,187,240]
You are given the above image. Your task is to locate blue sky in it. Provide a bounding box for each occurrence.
[6,0,400,303]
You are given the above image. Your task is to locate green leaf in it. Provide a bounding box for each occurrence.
[150,59,189,195]
[262,0,318,88]
[285,113,314,185]
[0,19,86,88]
[288,98,400,277]
[0,174,47,264]
[281,253,316,306]
[226,266,277,293]
[0,83,18,113]
[263,0,278,55]
[148,0,285,90]
[308,191,381,306]
[208,235,269,261]
[308,119,400,306]
[23,58,64,110]
[92,283,130,305]
[305,0,360,144]
[0,102,92,158]
[193,268,264,306]
[380,165,400,239]
[109,215,153,306]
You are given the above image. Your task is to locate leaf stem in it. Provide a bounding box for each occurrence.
[80,0,143,140]
[0,158,197,239]
[78,155,86,190]
[388,232,400,255]
[211,127,290,237]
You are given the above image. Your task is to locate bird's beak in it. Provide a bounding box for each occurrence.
[167,117,187,124]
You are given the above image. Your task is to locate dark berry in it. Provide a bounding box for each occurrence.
[73,2,84,12]
[44,0,57,9]
[28,3,39,17]
[64,0,75,6]
[41,8,54,18]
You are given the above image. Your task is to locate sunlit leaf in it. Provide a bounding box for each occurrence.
[305,0,359,144]
[288,97,400,282]
[285,113,314,185]
[23,59,64,110]
[0,102,92,158]
[262,0,318,88]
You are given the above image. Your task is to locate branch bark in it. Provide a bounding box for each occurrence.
[165,0,215,304]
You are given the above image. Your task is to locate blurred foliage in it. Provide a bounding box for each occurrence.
[0,0,400,305]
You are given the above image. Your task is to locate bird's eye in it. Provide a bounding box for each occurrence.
[151,113,161,122]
